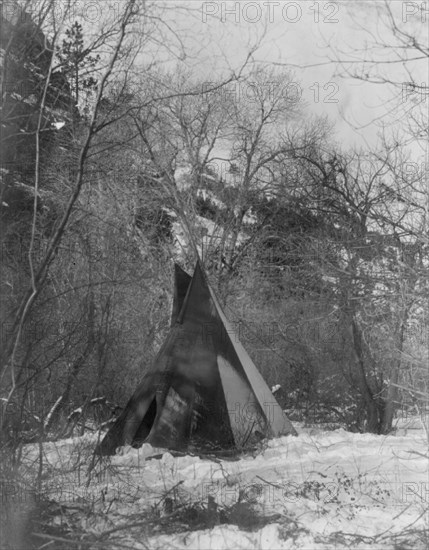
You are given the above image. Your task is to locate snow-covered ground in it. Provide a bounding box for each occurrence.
[17,418,428,549]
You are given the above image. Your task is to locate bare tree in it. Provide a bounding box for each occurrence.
[321,0,429,431]
[130,67,304,273]
[0,0,265,442]
[283,135,428,433]
[0,0,142,436]
[329,1,428,149]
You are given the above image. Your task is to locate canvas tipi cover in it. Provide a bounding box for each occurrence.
[96,262,296,455]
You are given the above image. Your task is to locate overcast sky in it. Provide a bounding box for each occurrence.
[156,1,427,157]
[69,0,427,158]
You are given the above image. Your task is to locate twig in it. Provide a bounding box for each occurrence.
[376,508,428,541]
[255,475,284,489]
[33,532,146,550]
[98,509,184,537]
[154,480,184,509]
[408,450,429,459]
[32,533,92,547]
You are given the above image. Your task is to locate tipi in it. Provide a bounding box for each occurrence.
[96,262,296,455]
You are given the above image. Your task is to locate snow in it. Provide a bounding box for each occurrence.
[151,523,287,549]
[44,396,63,429]
[197,189,225,210]
[243,209,258,225]
[19,420,428,549]
[175,165,194,190]
[9,90,38,105]
[172,213,245,260]
[169,159,258,262]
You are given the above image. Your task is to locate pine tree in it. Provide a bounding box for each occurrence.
[57,22,100,108]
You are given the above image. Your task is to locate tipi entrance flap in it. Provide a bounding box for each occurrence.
[148,386,191,448]
[130,394,158,447]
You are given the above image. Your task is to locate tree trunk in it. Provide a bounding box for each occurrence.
[226,210,246,269]
[347,316,381,433]
[381,368,399,434]
[381,305,409,434]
